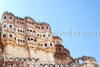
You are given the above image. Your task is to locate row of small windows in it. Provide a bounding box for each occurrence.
[3,16,24,24]
[3,16,49,30]
[4,16,12,19]
[36,26,49,29]
[3,34,53,47]
[37,33,50,37]
[17,21,24,24]
[17,39,25,43]
[39,43,53,47]
[3,17,49,30]
[3,34,13,38]
[3,24,25,33]
[26,21,49,30]
[27,21,34,25]
[3,25,50,37]
[3,34,25,43]
[27,29,51,37]
[27,38,37,42]
[3,24,13,28]
[17,29,25,33]
[27,29,35,33]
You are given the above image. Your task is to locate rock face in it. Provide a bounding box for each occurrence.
[0,12,98,67]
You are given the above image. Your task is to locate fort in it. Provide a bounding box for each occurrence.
[0,12,98,67]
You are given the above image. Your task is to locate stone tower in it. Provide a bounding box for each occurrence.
[1,12,56,64]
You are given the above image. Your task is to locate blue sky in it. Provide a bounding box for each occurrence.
[0,0,100,65]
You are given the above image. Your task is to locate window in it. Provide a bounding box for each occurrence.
[4,25,6,27]
[4,16,6,19]
[29,21,31,24]
[31,47,33,48]
[58,48,61,50]
[30,30,32,32]
[20,30,22,32]
[15,37,16,40]
[48,35,50,37]
[9,25,12,28]
[50,43,52,46]
[38,26,40,29]
[22,22,24,24]
[34,39,37,42]
[14,28,16,30]
[37,34,39,36]
[43,35,45,37]
[18,29,19,32]
[27,29,29,31]
[21,40,22,42]
[28,38,30,41]
[9,34,12,37]
[3,34,6,37]
[33,30,35,33]
[9,16,12,19]
[41,44,42,46]
[40,34,42,37]
[18,39,20,41]
[17,21,19,23]
[45,43,47,46]
[31,38,33,40]
[23,40,25,43]
[41,26,44,29]
[23,31,24,33]
[46,26,48,29]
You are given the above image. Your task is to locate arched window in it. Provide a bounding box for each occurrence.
[4,25,6,27]
[17,21,19,23]
[31,38,33,40]
[4,16,6,19]
[48,35,50,37]
[46,26,48,29]
[33,30,35,33]
[18,39,20,41]
[28,38,30,41]
[30,30,32,32]
[34,39,37,42]
[38,26,40,29]
[23,31,24,33]
[41,26,44,29]
[9,16,12,19]
[9,34,12,37]
[29,21,31,24]
[15,37,16,40]
[21,40,22,42]
[37,34,39,36]
[3,34,6,37]
[23,40,25,43]
[58,48,61,50]
[45,43,47,46]
[9,25,12,28]
[22,22,24,24]
[50,43,52,46]
[43,34,45,37]
[20,30,22,32]
[27,29,29,31]
[18,29,19,32]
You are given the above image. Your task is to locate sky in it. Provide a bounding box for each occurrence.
[0,0,100,65]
